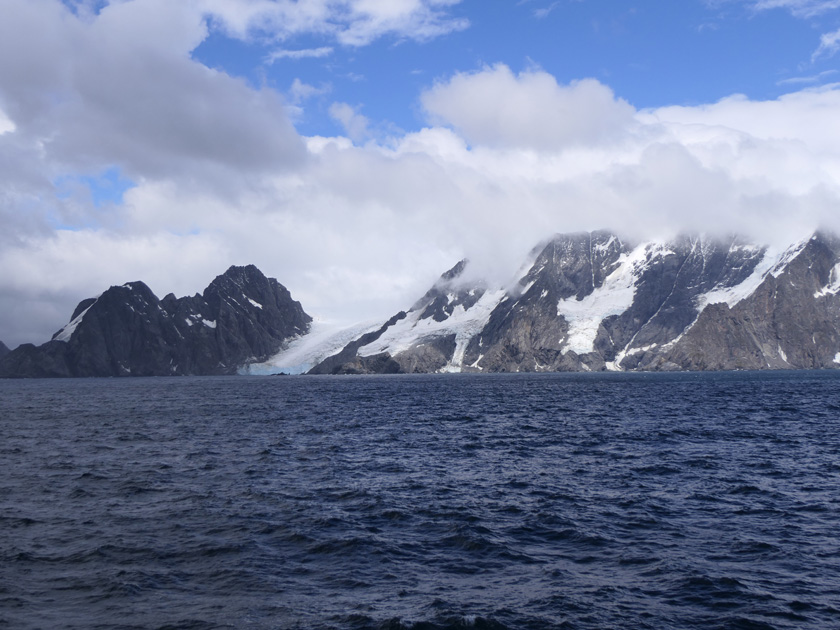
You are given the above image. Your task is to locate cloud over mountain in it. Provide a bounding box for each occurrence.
[2,2,840,348]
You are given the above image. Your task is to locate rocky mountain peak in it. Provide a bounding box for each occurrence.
[305,229,840,375]
[519,230,628,303]
[1,265,311,378]
[410,259,487,323]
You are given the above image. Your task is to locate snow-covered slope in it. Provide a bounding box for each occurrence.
[243,318,381,375]
[308,230,840,374]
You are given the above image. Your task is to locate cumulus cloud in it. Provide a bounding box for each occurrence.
[329,102,371,142]
[421,64,637,149]
[3,5,840,350]
[0,0,306,185]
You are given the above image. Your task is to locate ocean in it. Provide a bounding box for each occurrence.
[2,371,839,629]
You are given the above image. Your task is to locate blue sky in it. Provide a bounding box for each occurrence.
[2,0,840,347]
[188,0,840,137]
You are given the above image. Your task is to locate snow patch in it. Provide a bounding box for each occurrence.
[54,301,97,342]
[815,263,840,298]
[835,352,840,365]
[358,289,507,372]
[202,319,217,329]
[184,318,193,327]
[770,238,809,278]
[699,239,808,310]
[593,235,616,253]
[248,298,263,309]
[520,279,536,295]
[557,243,649,355]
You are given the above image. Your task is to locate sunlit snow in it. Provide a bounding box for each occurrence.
[244,318,382,375]
[698,239,807,309]
[358,289,507,372]
[557,243,649,355]
[815,262,840,298]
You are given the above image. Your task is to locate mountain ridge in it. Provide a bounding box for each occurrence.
[0,265,311,377]
[4,230,840,377]
[304,230,840,374]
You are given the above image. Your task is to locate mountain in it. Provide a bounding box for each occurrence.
[0,265,311,377]
[308,230,840,374]
[0,341,9,359]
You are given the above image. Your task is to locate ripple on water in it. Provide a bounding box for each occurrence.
[2,372,840,629]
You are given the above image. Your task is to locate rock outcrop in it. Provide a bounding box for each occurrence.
[0,265,311,377]
[308,231,840,374]
[0,341,9,359]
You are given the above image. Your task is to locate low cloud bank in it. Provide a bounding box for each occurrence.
[1,2,840,346]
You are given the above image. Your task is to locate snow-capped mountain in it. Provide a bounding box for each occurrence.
[4,231,840,378]
[0,265,311,377]
[307,230,840,373]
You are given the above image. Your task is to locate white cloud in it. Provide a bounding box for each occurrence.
[777,69,838,84]
[812,27,840,60]
[266,46,334,63]
[329,102,371,142]
[199,0,469,46]
[0,108,14,135]
[533,2,561,19]
[289,78,332,103]
[0,0,306,185]
[3,7,840,351]
[421,64,637,150]
[747,0,840,17]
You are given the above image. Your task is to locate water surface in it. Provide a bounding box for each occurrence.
[2,371,839,629]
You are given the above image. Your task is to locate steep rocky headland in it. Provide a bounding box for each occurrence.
[308,231,840,374]
[0,265,311,377]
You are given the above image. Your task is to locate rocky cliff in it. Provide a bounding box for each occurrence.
[0,265,311,377]
[308,231,840,374]
[0,340,9,359]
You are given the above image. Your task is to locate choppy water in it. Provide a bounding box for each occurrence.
[2,371,840,630]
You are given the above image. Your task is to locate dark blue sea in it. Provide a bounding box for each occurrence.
[2,372,840,630]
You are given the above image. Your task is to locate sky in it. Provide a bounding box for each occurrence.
[2,0,840,348]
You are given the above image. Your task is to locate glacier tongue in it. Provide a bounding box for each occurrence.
[303,230,840,375]
[244,318,382,375]
[358,289,507,371]
[557,242,648,354]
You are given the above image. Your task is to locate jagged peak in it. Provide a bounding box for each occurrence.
[206,264,266,291]
[222,263,265,279]
[809,229,840,254]
[70,297,98,321]
[441,259,468,282]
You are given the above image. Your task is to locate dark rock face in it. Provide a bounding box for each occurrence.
[0,341,9,359]
[462,231,627,372]
[644,233,840,371]
[0,265,311,378]
[310,231,840,374]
